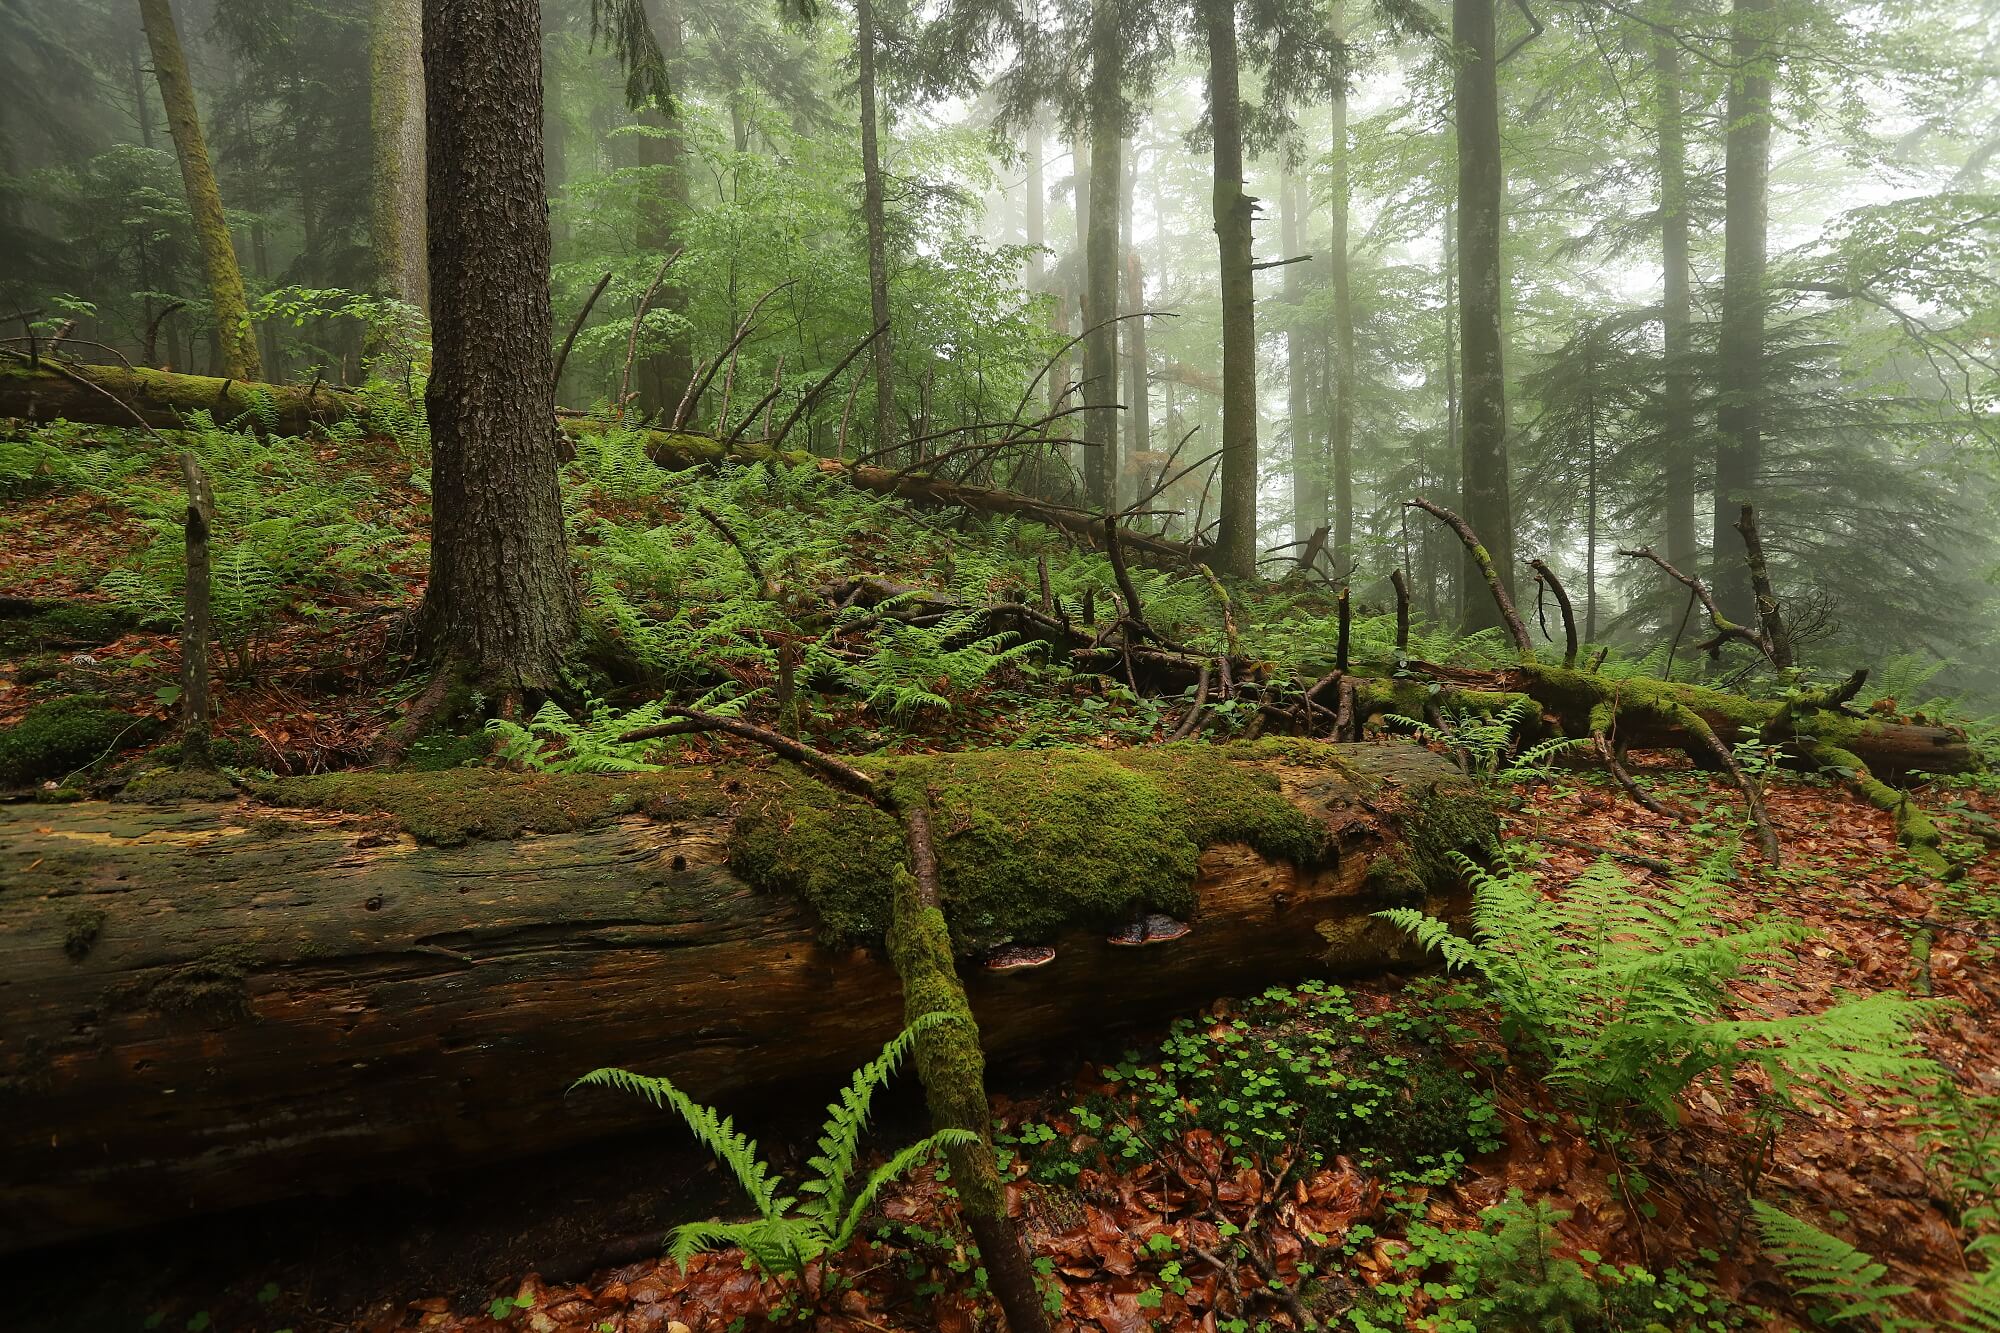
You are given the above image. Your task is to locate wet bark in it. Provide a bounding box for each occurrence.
[419,0,580,687]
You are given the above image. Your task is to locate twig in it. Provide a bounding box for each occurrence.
[1390,568,1412,654]
[1335,586,1352,673]
[1168,660,1212,741]
[618,249,683,414]
[1618,545,1776,664]
[1404,497,1534,657]
[696,505,764,586]
[671,279,795,430]
[1527,557,1579,668]
[1196,564,1240,661]
[617,707,877,798]
[768,321,888,448]
[553,271,613,391]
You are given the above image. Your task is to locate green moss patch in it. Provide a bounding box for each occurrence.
[117,766,241,803]
[257,768,734,845]
[0,601,135,657]
[0,695,154,787]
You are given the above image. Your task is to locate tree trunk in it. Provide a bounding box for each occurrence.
[1452,0,1515,630]
[627,0,694,418]
[1714,0,1772,621]
[1081,0,1123,509]
[1203,0,1259,578]
[1438,199,1458,623]
[1282,172,1319,553]
[1651,9,1698,574]
[855,0,899,458]
[1327,36,1357,571]
[419,0,579,688]
[1122,136,1148,499]
[138,0,261,382]
[0,744,1488,1251]
[370,0,428,318]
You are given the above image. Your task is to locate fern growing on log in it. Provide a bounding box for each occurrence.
[573,1012,977,1279]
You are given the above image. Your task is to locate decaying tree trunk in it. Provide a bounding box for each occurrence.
[0,742,1489,1253]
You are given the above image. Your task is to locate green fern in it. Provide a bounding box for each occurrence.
[1752,1202,1919,1330]
[573,1012,977,1280]
[1377,847,1934,1123]
[1383,697,1585,779]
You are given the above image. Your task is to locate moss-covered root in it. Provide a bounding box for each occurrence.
[1586,700,1674,818]
[888,861,1050,1333]
[1800,740,1951,876]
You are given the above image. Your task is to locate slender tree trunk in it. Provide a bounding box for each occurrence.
[370,0,428,318]
[855,0,899,456]
[1282,173,1319,551]
[1452,0,1515,630]
[1122,136,1147,502]
[138,0,260,382]
[1203,0,1259,578]
[1584,342,1599,642]
[1651,7,1698,574]
[1082,2,1123,510]
[1328,36,1357,571]
[1714,0,1772,621]
[628,0,693,417]
[419,0,579,688]
[1024,118,1046,291]
[1440,199,1459,624]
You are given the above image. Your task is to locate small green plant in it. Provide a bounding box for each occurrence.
[573,1013,976,1282]
[1751,1202,1920,1330]
[1385,697,1585,779]
[1377,847,1933,1125]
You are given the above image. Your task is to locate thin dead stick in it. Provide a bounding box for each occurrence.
[1195,563,1240,661]
[1733,505,1795,668]
[725,354,787,446]
[1526,557,1579,668]
[768,321,888,448]
[617,249,684,414]
[1594,730,1674,816]
[1102,515,1152,645]
[178,452,215,770]
[1618,544,1776,663]
[696,505,764,585]
[836,373,863,457]
[1335,586,1352,673]
[670,279,796,430]
[1390,568,1412,654]
[617,707,877,798]
[1168,660,1213,740]
[553,271,613,391]
[144,300,187,367]
[1405,497,1534,657]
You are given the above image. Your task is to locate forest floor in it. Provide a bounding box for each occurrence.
[4,426,1998,1331]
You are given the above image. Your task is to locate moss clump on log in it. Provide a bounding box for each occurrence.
[256,767,731,845]
[0,695,153,787]
[117,765,241,803]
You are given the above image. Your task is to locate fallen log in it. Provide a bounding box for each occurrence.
[0,740,1490,1252]
[0,360,1208,572]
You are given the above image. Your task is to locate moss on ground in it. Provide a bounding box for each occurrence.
[117,766,241,803]
[0,695,154,787]
[62,907,106,960]
[0,601,135,657]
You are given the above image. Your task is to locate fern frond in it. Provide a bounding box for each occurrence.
[832,1129,980,1250]
[571,1066,783,1217]
[1752,1201,1919,1329]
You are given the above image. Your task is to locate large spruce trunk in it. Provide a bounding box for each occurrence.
[1714,0,1773,620]
[0,743,1487,1252]
[420,0,580,686]
[1081,0,1123,508]
[1203,0,1259,579]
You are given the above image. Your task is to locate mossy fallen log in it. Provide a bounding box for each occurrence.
[0,740,1490,1252]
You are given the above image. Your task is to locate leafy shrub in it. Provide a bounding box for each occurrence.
[573,1013,975,1282]
[1376,848,1933,1125]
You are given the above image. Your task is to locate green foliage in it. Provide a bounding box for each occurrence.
[997,981,1500,1184]
[1750,1202,1919,1330]
[1376,847,1933,1125]
[1384,696,1587,779]
[0,693,152,787]
[573,1013,977,1281]
[1352,1191,1747,1332]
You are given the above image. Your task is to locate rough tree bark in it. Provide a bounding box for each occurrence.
[1203,0,1260,578]
[1714,0,1773,621]
[1282,172,1320,553]
[0,743,1488,1251]
[627,0,694,417]
[137,0,261,382]
[1452,0,1515,630]
[1122,138,1148,487]
[420,0,580,687]
[1082,0,1124,508]
[370,0,428,319]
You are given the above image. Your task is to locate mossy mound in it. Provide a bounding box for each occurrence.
[117,766,242,803]
[732,744,1333,953]
[0,695,154,787]
[0,601,136,657]
[257,768,732,845]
